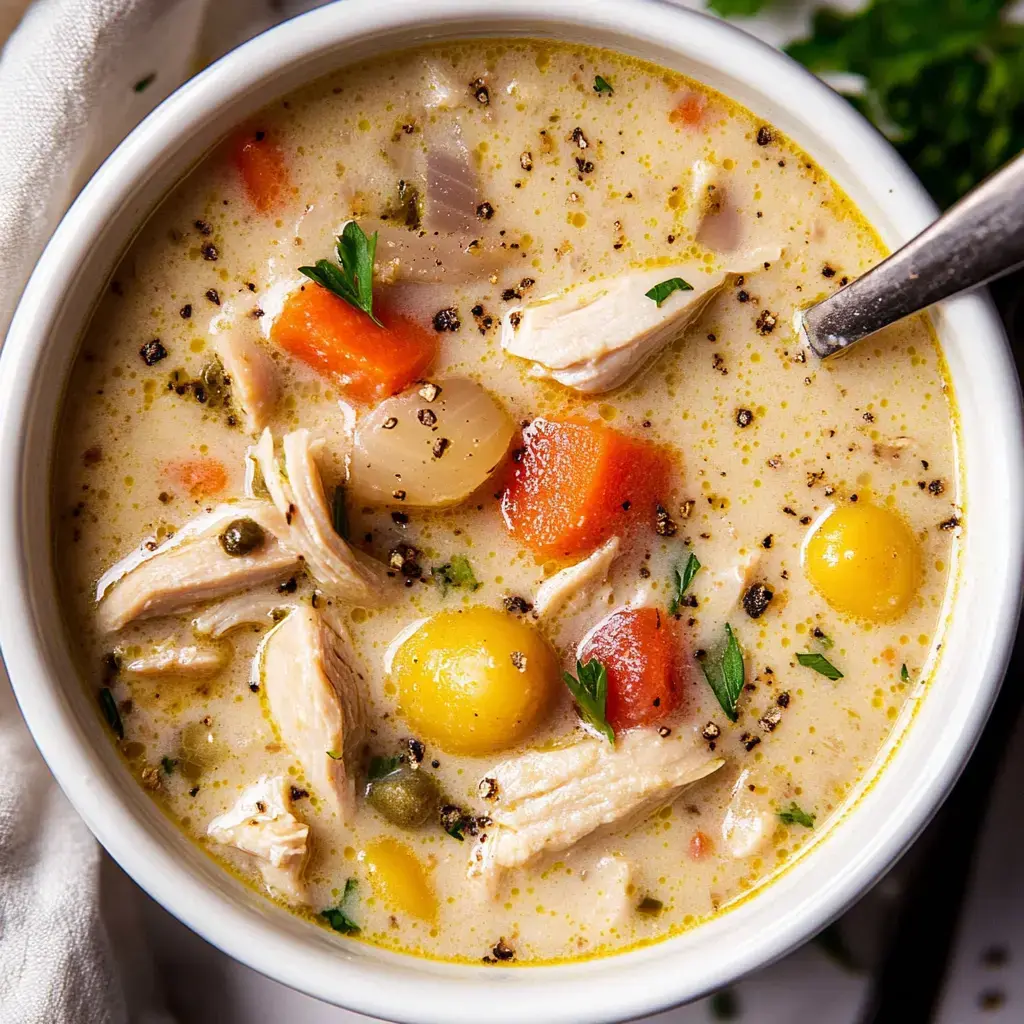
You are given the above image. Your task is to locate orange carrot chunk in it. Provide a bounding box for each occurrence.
[501,417,670,558]
[232,130,289,212]
[271,284,437,404]
[669,93,704,127]
[579,607,686,732]
[167,458,228,498]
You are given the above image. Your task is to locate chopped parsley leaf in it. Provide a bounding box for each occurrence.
[368,754,401,780]
[161,756,178,775]
[99,688,124,739]
[299,220,383,326]
[645,277,694,307]
[701,624,744,722]
[563,658,614,744]
[432,554,480,595]
[320,878,360,934]
[901,663,910,682]
[778,802,816,828]
[668,551,701,615]
[593,75,614,95]
[796,652,844,681]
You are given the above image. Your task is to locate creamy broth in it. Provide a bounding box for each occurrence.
[54,40,961,964]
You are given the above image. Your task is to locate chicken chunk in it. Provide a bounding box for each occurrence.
[469,730,723,887]
[255,605,367,822]
[122,644,228,679]
[693,545,760,649]
[500,253,777,393]
[252,429,389,606]
[533,536,620,618]
[214,324,279,434]
[207,775,309,904]
[97,502,299,632]
[721,768,770,858]
[192,587,299,637]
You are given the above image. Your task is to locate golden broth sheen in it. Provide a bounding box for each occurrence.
[53,40,961,964]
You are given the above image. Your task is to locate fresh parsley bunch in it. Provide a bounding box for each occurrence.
[712,0,1024,208]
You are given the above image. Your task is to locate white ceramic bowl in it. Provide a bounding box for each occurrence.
[1,1,1022,1021]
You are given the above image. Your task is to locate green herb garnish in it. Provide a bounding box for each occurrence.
[161,757,178,775]
[99,688,124,739]
[593,75,614,95]
[777,802,816,828]
[901,663,910,682]
[701,624,744,722]
[796,652,844,681]
[432,554,480,595]
[320,878,360,934]
[636,896,664,915]
[368,754,401,780]
[299,220,383,326]
[668,551,701,615]
[326,749,342,760]
[133,73,156,93]
[645,277,694,307]
[331,484,349,540]
[563,658,614,745]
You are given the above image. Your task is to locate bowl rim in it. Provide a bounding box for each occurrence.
[1,1,1022,1021]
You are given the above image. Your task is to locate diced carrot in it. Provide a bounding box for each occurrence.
[271,284,438,403]
[501,417,670,558]
[167,458,228,497]
[578,607,686,732]
[689,830,713,860]
[669,93,704,127]
[232,130,289,212]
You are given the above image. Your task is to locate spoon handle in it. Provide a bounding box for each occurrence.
[801,151,1024,358]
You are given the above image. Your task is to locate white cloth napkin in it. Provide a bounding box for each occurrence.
[0,3,320,1020]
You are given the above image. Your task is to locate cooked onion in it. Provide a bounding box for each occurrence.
[350,378,514,507]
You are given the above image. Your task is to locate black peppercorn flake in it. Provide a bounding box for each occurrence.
[476,202,495,219]
[194,219,212,235]
[179,303,192,319]
[928,479,945,495]
[822,264,836,278]
[736,408,754,428]
[503,595,533,615]
[701,722,720,741]
[491,938,515,961]
[139,339,167,366]
[743,582,774,619]
[470,78,489,104]
[432,437,451,459]
[655,505,678,537]
[201,242,219,261]
[756,125,774,146]
[432,307,461,332]
[205,288,220,305]
[755,309,777,334]
[391,511,410,526]
[417,408,438,428]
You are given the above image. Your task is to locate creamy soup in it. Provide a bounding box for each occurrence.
[54,40,962,965]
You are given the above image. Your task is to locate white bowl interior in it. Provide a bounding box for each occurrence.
[1,2,1021,1022]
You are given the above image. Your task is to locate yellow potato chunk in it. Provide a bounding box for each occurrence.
[804,503,920,622]
[362,838,437,921]
[391,606,558,756]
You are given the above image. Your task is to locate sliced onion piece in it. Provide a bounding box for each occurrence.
[350,379,514,508]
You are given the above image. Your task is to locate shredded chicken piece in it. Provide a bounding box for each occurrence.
[122,644,228,679]
[214,325,279,434]
[693,546,760,650]
[469,730,723,887]
[253,429,389,606]
[533,536,620,618]
[255,605,367,822]
[578,855,635,929]
[192,588,298,637]
[97,502,299,633]
[207,776,309,904]
[721,768,769,858]
[501,253,779,393]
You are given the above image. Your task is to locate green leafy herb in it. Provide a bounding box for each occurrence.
[636,896,664,915]
[326,749,342,760]
[299,220,383,326]
[785,0,1024,209]
[368,754,402,780]
[563,658,615,745]
[777,802,816,828]
[668,552,701,615]
[133,73,156,93]
[331,485,349,540]
[161,757,178,775]
[99,688,124,739]
[593,75,614,95]
[432,555,481,595]
[901,663,910,682]
[320,878,360,934]
[701,624,744,722]
[796,652,844,681]
[645,277,694,307]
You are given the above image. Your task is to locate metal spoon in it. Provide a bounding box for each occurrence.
[799,151,1024,359]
